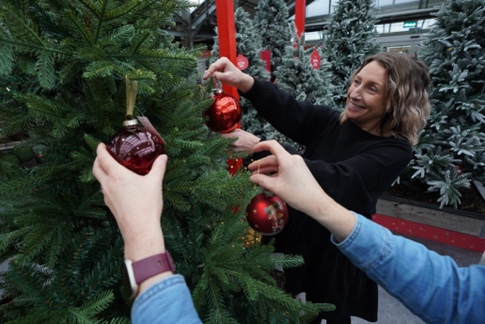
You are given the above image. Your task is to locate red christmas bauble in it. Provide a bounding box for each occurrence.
[245,192,289,235]
[204,91,241,133]
[108,120,165,175]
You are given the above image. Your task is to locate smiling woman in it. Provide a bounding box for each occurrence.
[340,52,431,145]
[343,61,388,136]
[203,52,432,323]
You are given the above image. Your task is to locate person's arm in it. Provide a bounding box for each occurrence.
[248,140,355,242]
[248,140,485,324]
[337,213,485,324]
[131,275,201,324]
[92,143,201,323]
[93,143,170,294]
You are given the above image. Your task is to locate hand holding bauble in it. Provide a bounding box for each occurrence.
[107,119,165,175]
[107,77,165,175]
[245,191,289,235]
[204,90,242,133]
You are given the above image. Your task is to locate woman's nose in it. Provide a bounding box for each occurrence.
[349,86,362,100]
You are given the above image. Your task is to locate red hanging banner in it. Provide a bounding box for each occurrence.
[215,1,243,175]
[295,0,306,38]
[215,0,239,100]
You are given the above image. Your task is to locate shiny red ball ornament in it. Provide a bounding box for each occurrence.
[107,119,165,175]
[245,191,289,235]
[204,91,241,133]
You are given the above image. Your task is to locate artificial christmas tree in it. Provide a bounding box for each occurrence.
[230,6,274,141]
[0,0,331,322]
[402,0,485,208]
[274,25,334,107]
[212,6,293,148]
[212,6,272,136]
[253,0,293,81]
[322,0,380,108]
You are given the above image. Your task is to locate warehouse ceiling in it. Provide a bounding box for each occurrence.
[170,1,315,47]
[169,0,439,47]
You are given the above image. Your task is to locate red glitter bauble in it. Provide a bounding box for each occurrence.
[245,192,289,235]
[108,120,165,175]
[204,91,241,133]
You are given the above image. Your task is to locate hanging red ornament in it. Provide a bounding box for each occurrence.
[107,76,166,175]
[204,90,241,133]
[107,119,165,175]
[245,191,289,235]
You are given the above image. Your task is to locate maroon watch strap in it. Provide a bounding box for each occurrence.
[132,251,176,285]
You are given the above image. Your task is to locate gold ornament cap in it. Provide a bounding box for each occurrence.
[123,119,138,127]
[124,75,138,125]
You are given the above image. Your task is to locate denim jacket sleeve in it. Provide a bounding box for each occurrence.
[132,274,202,324]
[333,213,485,324]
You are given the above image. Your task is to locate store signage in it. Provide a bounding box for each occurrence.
[403,21,417,28]
[310,48,321,70]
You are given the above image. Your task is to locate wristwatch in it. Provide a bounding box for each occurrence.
[124,251,176,298]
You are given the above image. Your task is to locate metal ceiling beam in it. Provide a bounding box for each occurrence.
[168,1,438,45]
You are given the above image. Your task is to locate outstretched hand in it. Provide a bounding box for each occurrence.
[92,143,167,257]
[248,141,356,241]
[220,128,262,153]
[203,57,255,93]
[247,140,326,217]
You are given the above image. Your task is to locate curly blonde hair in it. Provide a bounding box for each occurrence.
[340,52,431,145]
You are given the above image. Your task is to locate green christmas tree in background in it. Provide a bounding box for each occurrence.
[211,6,273,138]
[0,0,331,322]
[274,25,334,107]
[322,0,380,108]
[403,0,485,208]
[253,0,293,81]
[211,5,295,148]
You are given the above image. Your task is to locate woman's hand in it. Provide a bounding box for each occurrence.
[248,140,356,242]
[203,57,255,93]
[221,128,262,153]
[92,143,168,260]
[248,140,325,214]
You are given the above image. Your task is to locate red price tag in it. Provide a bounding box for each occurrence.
[310,49,321,70]
[237,54,249,70]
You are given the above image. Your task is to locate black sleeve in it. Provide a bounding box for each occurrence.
[304,145,412,216]
[242,142,300,167]
[241,79,338,145]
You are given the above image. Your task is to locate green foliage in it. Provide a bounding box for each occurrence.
[322,0,380,108]
[406,0,485,208]
[0,0,325,322]
[212,6,298,153]
[212,6,273,138]
[274,24,334,108]
[253,0,293,80]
